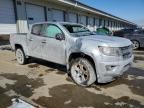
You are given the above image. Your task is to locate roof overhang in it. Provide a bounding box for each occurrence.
[56,0,136,26]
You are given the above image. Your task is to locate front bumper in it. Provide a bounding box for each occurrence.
[95,55,134,83]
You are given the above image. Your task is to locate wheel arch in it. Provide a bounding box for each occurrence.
[15,44,23,50]
[68,52,97,76]
[14,44,28,58]
[68,52,98,85]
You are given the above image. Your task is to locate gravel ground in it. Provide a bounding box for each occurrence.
[0,48,144,108]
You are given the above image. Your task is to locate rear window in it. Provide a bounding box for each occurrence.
[31,24,43,35]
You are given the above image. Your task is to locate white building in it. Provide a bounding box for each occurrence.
[0,0,136,35]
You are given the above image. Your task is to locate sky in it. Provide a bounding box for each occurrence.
[79,0,144,26]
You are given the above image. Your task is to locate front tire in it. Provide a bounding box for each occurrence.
[70,58,96,87]
[15,48,27,65]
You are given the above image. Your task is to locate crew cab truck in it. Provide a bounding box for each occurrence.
[10,22,134,86]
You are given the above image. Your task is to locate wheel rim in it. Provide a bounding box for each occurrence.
[71,61,89,84]
[16,49,24,64]
[132,41,139,49]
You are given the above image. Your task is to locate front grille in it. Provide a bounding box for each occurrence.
[120,45,133,60]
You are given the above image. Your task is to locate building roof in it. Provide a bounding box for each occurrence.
[58,0,136,26]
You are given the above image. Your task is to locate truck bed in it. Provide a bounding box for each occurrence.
[10,33,28,51]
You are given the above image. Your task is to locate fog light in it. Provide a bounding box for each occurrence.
[106,65,116,71]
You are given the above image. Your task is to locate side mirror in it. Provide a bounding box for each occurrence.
[55,33,65,40]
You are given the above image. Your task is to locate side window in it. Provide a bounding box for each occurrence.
[31,24,42,35]
[42,24,63,38]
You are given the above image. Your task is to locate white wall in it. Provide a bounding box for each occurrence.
[0,0,17,34]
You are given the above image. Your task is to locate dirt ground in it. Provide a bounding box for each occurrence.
[0,48,144,108]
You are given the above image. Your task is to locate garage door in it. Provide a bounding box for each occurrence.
[78,15,86,25]
[105,20,108,27]
[26,4,45,24]
[95,18,99,27]
[51,9,64,22]
[0,0,17,34]
[68,13,77,23]
[101,19,105,27]
[88,17,94,26]
[88,17,94,31]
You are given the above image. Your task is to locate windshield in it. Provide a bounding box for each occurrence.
[62,24,95,37]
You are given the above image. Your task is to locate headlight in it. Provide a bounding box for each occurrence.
[99,46,122,56]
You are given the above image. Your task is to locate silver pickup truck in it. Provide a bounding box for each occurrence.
[10,22,134,86]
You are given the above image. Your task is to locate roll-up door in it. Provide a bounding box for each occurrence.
[68,13,77,23]
[101,19,105,27]
[88,17,94,31]
[52,9,64,21]
[105,20,108,27]
[89,17,94,26]
[78,15,86,25]
[0,0,17,34]
[95,18,99,28]
[26,4,45,24]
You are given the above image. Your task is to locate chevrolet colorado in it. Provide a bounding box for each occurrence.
[10,22,133,86]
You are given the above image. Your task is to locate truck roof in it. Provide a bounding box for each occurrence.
[32,21,82,26]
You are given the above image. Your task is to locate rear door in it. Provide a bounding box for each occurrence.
[27,24,43,58]
[40,24,66,65]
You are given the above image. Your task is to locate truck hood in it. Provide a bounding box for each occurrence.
[79,35,132,47]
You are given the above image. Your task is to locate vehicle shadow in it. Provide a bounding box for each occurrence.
[0,40,10,46]
[134,47,144,51]
[28,58,67,73]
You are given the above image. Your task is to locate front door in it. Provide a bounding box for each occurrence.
[40,24,66,65]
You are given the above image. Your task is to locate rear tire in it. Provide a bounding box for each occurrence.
[70,58,96,87]
[15,48,27,65]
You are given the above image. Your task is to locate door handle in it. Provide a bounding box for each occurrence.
[41,41,46,43]
[29,38,33,41]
